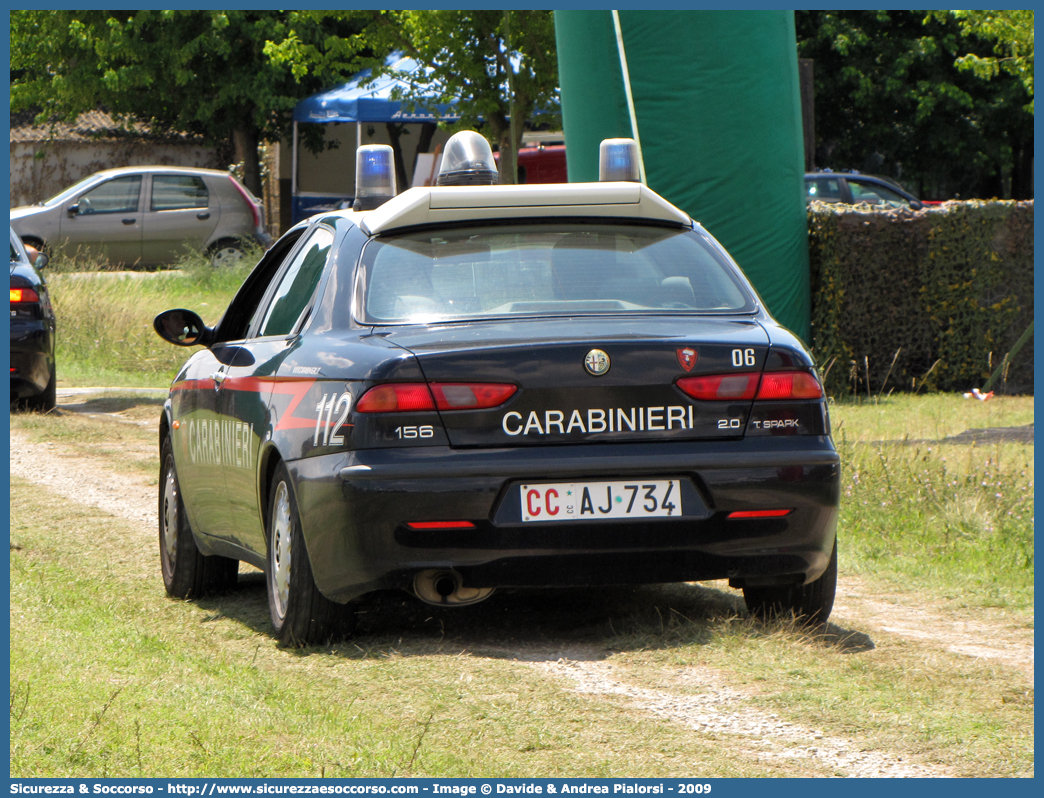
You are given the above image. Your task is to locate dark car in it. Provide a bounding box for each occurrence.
[805,170,923,210]
[154,135,840,645]
[10,227,57,411]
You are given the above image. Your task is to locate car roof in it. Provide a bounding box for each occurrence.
[349,182,693,236]
[82,165,232,179]
[805,171,918,200]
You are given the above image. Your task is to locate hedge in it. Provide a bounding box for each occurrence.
[807,200,1033,396]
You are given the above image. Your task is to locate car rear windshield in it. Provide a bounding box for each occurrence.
[358,222,755,323]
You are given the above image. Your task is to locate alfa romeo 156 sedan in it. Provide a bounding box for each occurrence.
[154,134,839,645]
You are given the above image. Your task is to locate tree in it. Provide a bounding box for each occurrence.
[796,11,1033,200]
[10,10,370,196]
[936,10,1033,111]
[266,10,560,184]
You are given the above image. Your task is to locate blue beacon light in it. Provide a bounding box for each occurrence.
[599,138,641,182]
[353,145,397,211]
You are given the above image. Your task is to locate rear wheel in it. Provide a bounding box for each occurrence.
[743,538,837,626]
[24,362,56,412]
[266,462,355,647]
[207,239,244,268]
[159,434,238,598]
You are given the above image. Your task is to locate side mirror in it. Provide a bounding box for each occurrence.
[910,200,924,211]
[153,308,213,347]
[33,252,49,270]
[67,204,79,217]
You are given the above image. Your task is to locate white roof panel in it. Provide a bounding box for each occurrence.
[359,182,692,236]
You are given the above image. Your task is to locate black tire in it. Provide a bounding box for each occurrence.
[159,434,238,598]
[24,362,56,412]
[266,461,355,647]
[743,538,837,626]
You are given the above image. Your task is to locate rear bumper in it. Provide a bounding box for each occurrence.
[289,437,841,602]
[9,320,54,399]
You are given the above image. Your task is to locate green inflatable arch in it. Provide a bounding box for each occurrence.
[555,10,810,341]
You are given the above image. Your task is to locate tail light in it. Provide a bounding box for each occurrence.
[429,383,517,409]
[356,383,435,413]
[228,175,262,232]
[676,373,759,401]
[677,371,823,401]
[10,287,40,304]
[355,382,517,413]
[755,371,823,399]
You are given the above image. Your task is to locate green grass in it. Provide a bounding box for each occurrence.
[611,609,1034,777]
[829,392,1034,441]
[46,251,256,388]
[829,396,1034,610]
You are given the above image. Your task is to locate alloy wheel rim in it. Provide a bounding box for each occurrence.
[271,482,293,620]
[162,465,179,567]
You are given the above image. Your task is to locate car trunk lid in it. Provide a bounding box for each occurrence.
[378,316,770,447]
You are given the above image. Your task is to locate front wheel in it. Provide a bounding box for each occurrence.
[266,462,355,647]
[159,435,238,598]
[743,538,837,626]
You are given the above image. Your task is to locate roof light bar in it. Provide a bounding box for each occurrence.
[353,144,397,211]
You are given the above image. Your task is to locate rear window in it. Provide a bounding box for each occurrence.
[151,175,209,210]
[358,223,755,323]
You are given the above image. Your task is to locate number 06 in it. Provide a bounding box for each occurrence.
[732,348,756,367]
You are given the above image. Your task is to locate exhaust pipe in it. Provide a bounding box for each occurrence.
[412,569,494,606]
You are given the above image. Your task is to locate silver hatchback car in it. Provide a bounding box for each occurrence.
[10,166,272,267]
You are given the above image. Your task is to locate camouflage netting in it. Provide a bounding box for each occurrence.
[808,201,1034,396]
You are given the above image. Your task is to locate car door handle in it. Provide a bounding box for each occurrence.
[196,212,210,220]
[122,218,136,225]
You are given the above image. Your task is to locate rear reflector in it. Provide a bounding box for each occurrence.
[429,383,517,410]
[406,521,476,530]
[356,382,517,413]
[727,509,792,519]
[355,383,435,412]
[676,371,823,401]
[10,287,40,303]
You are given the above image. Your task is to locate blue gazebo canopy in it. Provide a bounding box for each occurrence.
[293,55,461,125]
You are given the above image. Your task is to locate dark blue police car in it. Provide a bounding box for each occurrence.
[155,134,840,645]
[10,227,56,411]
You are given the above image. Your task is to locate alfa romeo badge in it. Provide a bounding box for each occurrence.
[584,348,611,376]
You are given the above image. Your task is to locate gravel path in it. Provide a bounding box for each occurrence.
[535,658,951,777]
[10,414,1031,778]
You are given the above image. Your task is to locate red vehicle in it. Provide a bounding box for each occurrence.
[496,144,568,184]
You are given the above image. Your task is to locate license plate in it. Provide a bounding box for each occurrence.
[520,480,681,522]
